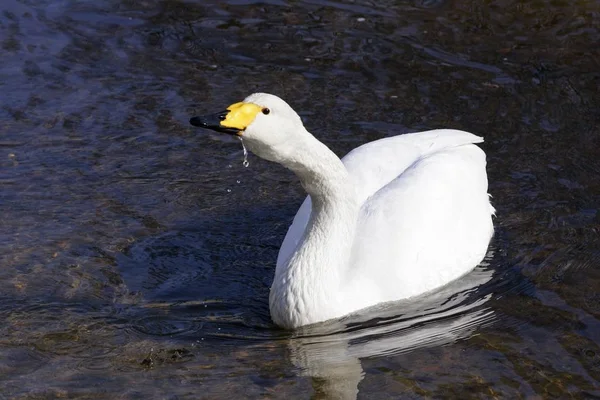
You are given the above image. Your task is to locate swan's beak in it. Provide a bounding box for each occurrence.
[190,102,262,136]
[189,111,242,136]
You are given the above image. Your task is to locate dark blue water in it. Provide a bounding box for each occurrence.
[1,0,599,398]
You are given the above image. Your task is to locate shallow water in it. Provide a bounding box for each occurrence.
[1,0,600,398]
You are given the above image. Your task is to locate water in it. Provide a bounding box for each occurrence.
[1,0,599,398]
[239,137,250,168]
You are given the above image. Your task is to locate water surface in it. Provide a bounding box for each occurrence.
[1,0,600,398]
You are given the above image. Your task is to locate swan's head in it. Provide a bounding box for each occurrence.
[190,93,307,163]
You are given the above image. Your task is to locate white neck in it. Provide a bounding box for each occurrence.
[269,130,359,328]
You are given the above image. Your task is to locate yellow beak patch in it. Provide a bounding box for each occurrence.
[220,102,262,132]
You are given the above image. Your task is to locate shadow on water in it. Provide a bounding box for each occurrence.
[1,0,600,398]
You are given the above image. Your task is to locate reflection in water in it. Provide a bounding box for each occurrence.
[290,310,493,399]
[286,258,495,399]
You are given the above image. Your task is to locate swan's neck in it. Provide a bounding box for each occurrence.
[269,132,359,328]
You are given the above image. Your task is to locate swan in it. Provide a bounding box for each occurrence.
[189,93,494,329]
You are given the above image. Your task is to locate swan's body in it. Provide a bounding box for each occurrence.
[190,93,494,329]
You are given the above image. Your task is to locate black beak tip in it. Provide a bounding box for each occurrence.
[189,111,241,135]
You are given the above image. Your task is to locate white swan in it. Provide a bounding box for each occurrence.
[190,93,494,329]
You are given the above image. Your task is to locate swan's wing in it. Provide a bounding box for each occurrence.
[348,143,494,301]
[276,129,487,268]
[342,129,484,205]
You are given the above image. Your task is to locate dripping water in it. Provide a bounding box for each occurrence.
[239,137,250,167]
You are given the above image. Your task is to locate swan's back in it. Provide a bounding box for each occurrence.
[277,129,494,289]
[342,129,486,205]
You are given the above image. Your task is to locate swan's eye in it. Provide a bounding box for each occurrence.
[262,108,270,115]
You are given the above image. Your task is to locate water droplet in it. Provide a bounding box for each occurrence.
[239,137,250,167]
[227,189,231,193]
[236,180,240,184]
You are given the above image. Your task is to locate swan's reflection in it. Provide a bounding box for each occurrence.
[285,263,496,400]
